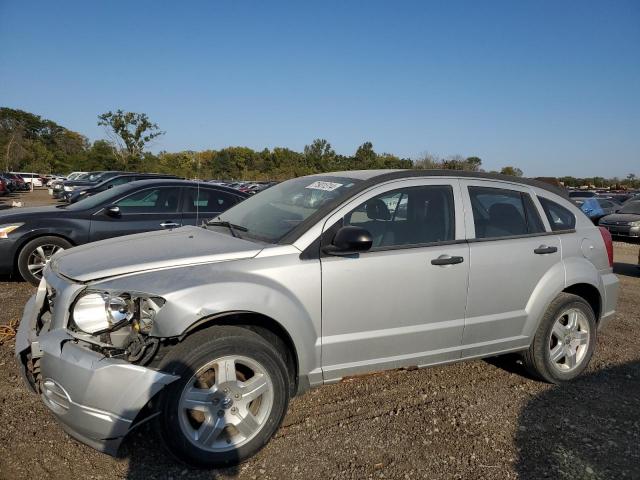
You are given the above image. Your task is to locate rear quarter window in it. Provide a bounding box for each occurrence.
[538,197,576,231]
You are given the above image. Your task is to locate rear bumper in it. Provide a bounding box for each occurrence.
[15,293,178,455]
[598,272,620,330]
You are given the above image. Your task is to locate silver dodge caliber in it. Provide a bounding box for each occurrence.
[16,170,619,467]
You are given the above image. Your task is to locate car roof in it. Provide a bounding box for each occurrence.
[311,169,568,198]
[118,178,250,196]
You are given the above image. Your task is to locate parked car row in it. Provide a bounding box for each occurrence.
[568,189,640,230]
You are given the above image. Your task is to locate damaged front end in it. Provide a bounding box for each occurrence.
[15,268,179,455]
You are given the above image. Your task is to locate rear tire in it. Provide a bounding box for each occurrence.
[17,236,72,286]
[522,293,597,384]
[155,326,290,468]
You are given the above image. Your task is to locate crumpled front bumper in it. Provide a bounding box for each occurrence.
[15,293,178,455]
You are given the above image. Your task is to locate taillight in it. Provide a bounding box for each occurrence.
[598,226,614,267]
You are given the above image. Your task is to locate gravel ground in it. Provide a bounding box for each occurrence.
[0,190,639,480]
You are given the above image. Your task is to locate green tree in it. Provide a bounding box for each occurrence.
[500,166,523,177]
[98,110,164,169]
[304,138,336,171]
[353,142,377,169]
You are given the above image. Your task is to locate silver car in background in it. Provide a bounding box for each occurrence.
[16,170,619,467]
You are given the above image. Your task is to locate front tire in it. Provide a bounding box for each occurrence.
[523,293,597,384]
[17,236,72,286]
[156,326,290,468]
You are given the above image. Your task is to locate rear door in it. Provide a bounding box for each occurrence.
[459,179,561,356]
[181,187,245,226]
[89,186,183,241]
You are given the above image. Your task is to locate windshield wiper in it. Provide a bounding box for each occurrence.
[206,220,248,238]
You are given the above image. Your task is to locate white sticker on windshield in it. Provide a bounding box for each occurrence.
[305,181,343,192]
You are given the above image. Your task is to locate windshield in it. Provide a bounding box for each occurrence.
[619,201,640,215]
[63,183,132,210]
[215,176,361,242]
[87,171,107,182]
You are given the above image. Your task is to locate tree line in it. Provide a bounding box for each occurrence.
[1,107,637,188]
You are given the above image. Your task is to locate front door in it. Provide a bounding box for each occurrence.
[320,179,469,382]
[89,186,183,241]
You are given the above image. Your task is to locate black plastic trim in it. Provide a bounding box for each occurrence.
[466,229,575,243]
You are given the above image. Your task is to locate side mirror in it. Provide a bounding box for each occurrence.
[105,205,121,217]
[323,225,373,256]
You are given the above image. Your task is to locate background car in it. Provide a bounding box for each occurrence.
[11,172,45,188]
[0,173,18,192]
[573,197,621,224]
[65,173,183,203]
[598,200,640,238]
[55,171,122,198]
[0,179,248,285]
[3,173,29,191]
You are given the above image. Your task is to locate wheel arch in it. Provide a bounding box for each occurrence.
[181,311,301,397]
[13,232,76,271]
[562,283,602,321]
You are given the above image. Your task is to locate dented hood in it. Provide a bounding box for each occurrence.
[51,226,262,282]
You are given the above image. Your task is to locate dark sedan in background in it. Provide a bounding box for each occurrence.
[598,200,640,238]
[53,171,125,198]
[65,172,181,203]
[0,179,248,285]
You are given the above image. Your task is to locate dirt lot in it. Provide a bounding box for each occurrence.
[0,190,639,480]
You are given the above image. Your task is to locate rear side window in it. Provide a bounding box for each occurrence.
[538,197,576,231]
[468,187,545,239]
[183,188,241,213]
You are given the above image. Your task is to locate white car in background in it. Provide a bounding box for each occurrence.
[12,172,44,188]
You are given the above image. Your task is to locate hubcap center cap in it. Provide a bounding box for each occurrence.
[221,397,234,409]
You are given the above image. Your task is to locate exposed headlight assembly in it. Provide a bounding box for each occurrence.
[71,291,164,335]
[0,224,23,239]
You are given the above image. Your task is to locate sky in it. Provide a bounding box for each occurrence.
[0,0,638,178]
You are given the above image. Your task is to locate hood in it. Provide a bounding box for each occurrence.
[600,213,640,224]
[0,205,71,222]
[51,226,263,282]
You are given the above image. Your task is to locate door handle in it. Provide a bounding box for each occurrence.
[160,221,180,229]
[431,255,464,266]
[534,245,558,255]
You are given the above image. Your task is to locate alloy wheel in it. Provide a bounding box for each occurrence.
[27,244,65,279]
[548,308,590,372]
[178,355,274,452]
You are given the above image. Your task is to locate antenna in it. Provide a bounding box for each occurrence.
[194,152,201,226]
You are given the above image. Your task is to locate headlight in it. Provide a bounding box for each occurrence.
[630,221,640,227]
[63,185,75,192]
[71,291,164,334]
[0,224,23,239]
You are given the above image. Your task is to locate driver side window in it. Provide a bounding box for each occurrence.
[344,185,455,248]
